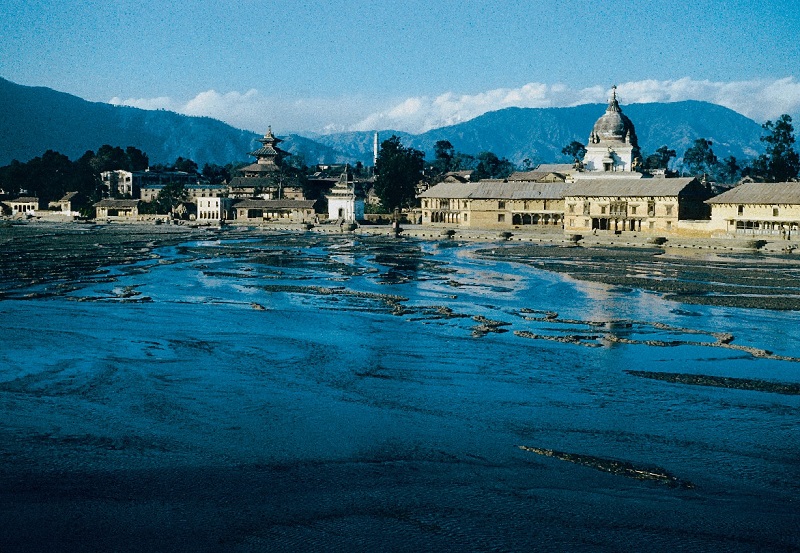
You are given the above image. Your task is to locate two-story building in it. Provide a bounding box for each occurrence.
[706,182,800,237]
[562,177,712,235]
[419,180,570,229]
[197,196,235,223]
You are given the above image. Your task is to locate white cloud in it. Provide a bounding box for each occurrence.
[109,77,800,135]
[109,95,177,111]
[352,78,800,134]
[108,90,382,135]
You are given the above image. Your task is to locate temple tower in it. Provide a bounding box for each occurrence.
[582,86,641,174]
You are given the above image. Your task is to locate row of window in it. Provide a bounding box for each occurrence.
[738,205,781,216]
[568,218,667,231]
[567,202,670,217]
[422,200,552,210]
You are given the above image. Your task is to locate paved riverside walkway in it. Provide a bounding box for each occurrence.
[293,223,800,256]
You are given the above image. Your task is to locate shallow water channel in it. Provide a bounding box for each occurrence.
[1,232,799,551]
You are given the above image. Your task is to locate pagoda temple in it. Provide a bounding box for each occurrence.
[228,127,304,199]
[241,126,287,177]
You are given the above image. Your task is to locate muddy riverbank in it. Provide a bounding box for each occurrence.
[2,221,799,552]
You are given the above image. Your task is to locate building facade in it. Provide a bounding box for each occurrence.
[233,199,316,223]
[562,178,711,235]
[326,168,364,223]
[101,170,202,198]
[418,181,569,229]
[6,197,40,216]
[197,196,234,223]
[706,182,800,237]
[94,199,141,219]
[140,184,228,202]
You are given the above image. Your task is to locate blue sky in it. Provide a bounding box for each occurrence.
[2,0,800,134]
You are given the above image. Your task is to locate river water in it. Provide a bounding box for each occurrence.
[1,231,798,551]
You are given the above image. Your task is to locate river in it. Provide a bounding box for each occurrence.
[1,230,798,551]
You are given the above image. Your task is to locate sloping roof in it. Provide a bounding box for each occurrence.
[564,177,701,198]
[229,176,277,188]
[9,196,39,203]
[234,199,316,209]
[535,163,574,173]
[507,170,567,182]
[248,145,280,157]
[239,163,279,174]
[59,191,80,201]
[94,199,140,207]
[442,174,470,183]
[419,181,570,200]
[706,182,800,205]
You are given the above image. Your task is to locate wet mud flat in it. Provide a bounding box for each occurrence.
[1,226,800,551]
[480,243,800,310]
[0,223,218,299]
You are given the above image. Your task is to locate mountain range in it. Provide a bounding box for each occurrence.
[0,77,767,169]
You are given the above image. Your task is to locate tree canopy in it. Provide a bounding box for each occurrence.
[682,138,718,177]
[644,146,676,171]
[91,145,149,173]
[751,115,800,182]
[374,136,425,211]
[0,149,99,203]
[561,141,587,163]
[471,151,515,180]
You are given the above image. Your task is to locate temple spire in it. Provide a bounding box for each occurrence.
[607,85,621,112]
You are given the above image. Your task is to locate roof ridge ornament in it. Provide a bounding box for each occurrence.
[607,85,621,113]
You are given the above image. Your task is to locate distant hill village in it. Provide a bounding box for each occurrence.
[3,89,800,240]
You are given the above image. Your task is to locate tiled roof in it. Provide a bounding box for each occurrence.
[10,197,39,203]
[229,177,277,187]
[507,171,567,182]
[706,182,800,205]
[248,146,280,157]
[94,199,141,207]
[238,163,279,174]
[535,163,574,173]
[418,181,570,200]
[234,199,316,209]
[564,177,702,198]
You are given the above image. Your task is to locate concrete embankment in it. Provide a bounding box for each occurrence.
[305,223,800,256]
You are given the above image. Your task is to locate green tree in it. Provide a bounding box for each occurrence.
[172,157,198,174]
[682,138,718,176]
[125,146,149,171]
[374,135,425,211]
[644,145,676,170]
[452,151,476,172]
[472,151,515,180]
[0,160,26,196]
[718,156,741,184]
[755,114,800,182]
[0,148,105,204]
[201,163,231,184]
[433,140,456,175]
[91,145,129,172]
[561,141,587,163]
[153,181,188,214]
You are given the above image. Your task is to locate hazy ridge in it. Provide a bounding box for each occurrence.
[1,77,765,167]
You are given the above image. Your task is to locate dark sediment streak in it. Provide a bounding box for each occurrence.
[518,445,694,488]
[480,244,800,311]
[625,370,800,395]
